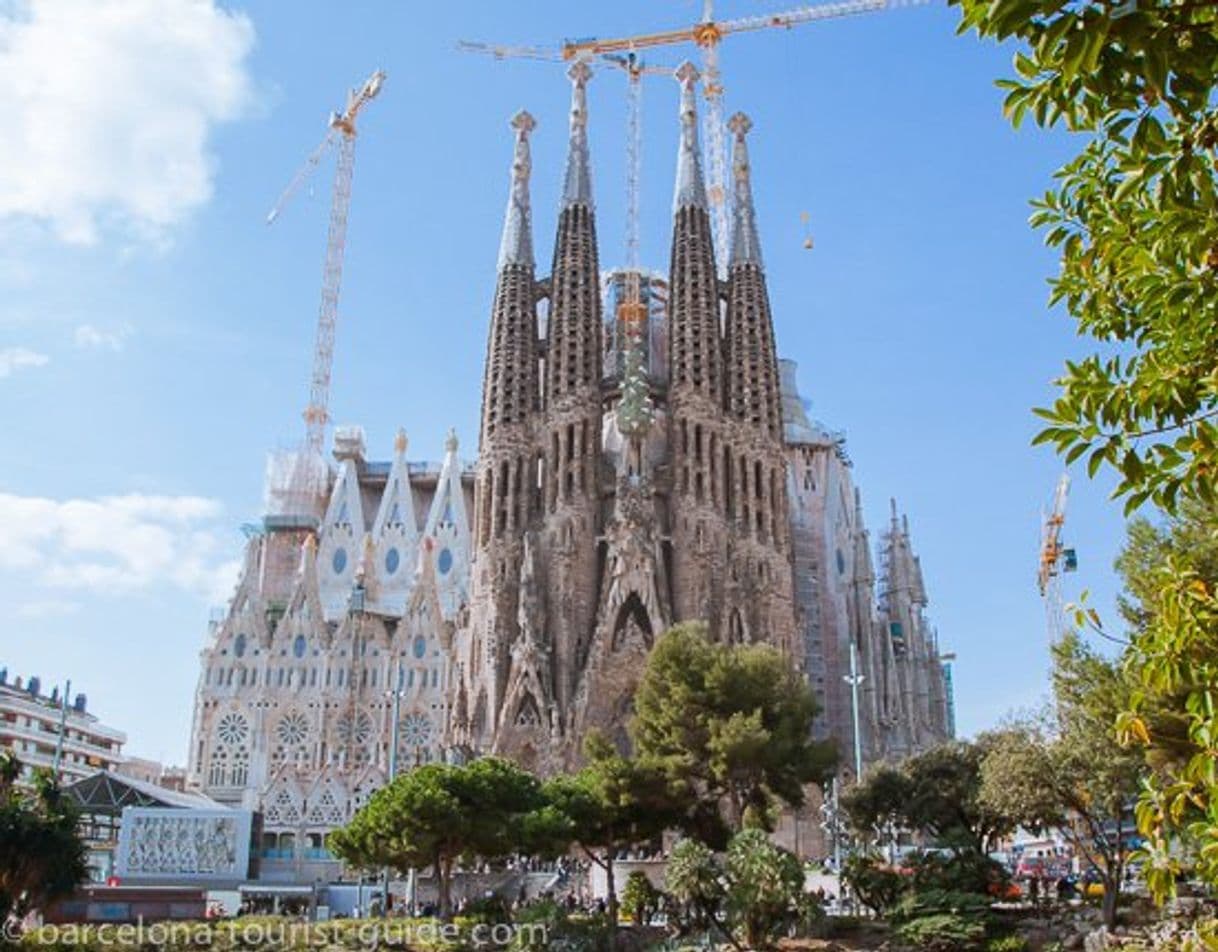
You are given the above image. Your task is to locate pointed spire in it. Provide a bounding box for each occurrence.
[562,60,593,209]
[497,110,536,270]
[394,427,408,456]
[673,62,707,213]
[728,112,763,269]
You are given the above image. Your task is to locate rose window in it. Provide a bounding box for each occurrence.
[336,711,374,747]
[398,712,433,750]
[276,712,310,746]
[216,713,249,747]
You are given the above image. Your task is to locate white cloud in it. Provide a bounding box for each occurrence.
[0,346,49,378]
[75,323,133,351]
[0,492,241,603]
[0,0,256,245]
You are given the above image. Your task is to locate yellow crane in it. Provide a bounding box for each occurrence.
[267,69,385,457]
[1038,473,1077,642]
[550,0,921,274]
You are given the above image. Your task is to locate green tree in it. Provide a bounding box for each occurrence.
[979,635,1145,928]
[841,764,909,855]
[0,755,87,927]
[664,837,727,938]
[841,854,906,916]
[952,0,1218,902]
[1106,503,1218,899]
[631,622,836,843]
[723,828,804,950]
[621,870,659,926]
[540,733,678,949]
[328,757,543,918]
[844,738,1015,858]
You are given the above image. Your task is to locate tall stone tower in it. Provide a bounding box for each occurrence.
[720,112,797,657]
[666,62,730,634]
[538,62,603,730]
[463,110,541,756]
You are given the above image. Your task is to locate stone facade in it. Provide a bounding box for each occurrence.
[187,427,471,880]
[186,63,954,872]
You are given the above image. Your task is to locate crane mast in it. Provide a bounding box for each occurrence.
[1038,473,1075,642]
[268,69,385,457]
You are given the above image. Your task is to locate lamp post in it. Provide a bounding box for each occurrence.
[843,641,866,782]
[382,668,404,917]
[51,679,70,779]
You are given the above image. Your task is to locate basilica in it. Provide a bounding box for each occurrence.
[187,61,953,881]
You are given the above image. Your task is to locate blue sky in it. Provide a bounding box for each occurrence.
[0,0,1125,763]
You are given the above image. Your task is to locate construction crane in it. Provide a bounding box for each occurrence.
[1037,473,1078,642]
[550,0,919,276]
[267,69,385,457]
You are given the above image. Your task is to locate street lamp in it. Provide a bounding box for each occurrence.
[382,667,406,917]
[842,640,866,782]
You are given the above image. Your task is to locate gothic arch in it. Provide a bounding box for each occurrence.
[612,592,653,650]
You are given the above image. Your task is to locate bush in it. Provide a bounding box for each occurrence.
[664,838,725,933]
[621,871,660,926]
[507,903,610,952]
[891,888,994,924]
[985,936,1029,952]
[909,851,1009,897]
[723,828,804,949]
[842,854,907,915]
[895,913,988,951]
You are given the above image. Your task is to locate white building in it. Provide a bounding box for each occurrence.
[187,427,470,883]
[0,670,125,785]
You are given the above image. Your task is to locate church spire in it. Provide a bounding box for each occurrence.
[673,61,708,213]
[545,59,602,410]
[561,60,593,209]
[667,60,721,400]
[723,110,781,439]
[497,110,536,270]
[728,112,763,269]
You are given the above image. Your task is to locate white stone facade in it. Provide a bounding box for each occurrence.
[187,430,471,879]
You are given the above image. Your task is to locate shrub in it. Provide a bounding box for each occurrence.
[507,904,610,952]
[723,829,804,949]
[895,913,988,951]
[891,888,994,924]
[909,851,1009,897]
[985,936,1029,952]
[621,871,660,926]
[842,854,907,915]
[664,838,725,933]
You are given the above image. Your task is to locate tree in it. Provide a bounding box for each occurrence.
[0,755,87,928]
[1107,503,1218,899]
[621,871,660,926]
[631,622,837,843]
[723,829,804,950]
[841,854,906,916]
[841,764,910,856]
[540,733,678,949]
[952,0,1218,902]
[663,831,805,951]
[979,635,1145,928]
[328,757,544,918]
[843,738,1015,859]
[664,837,727,938]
